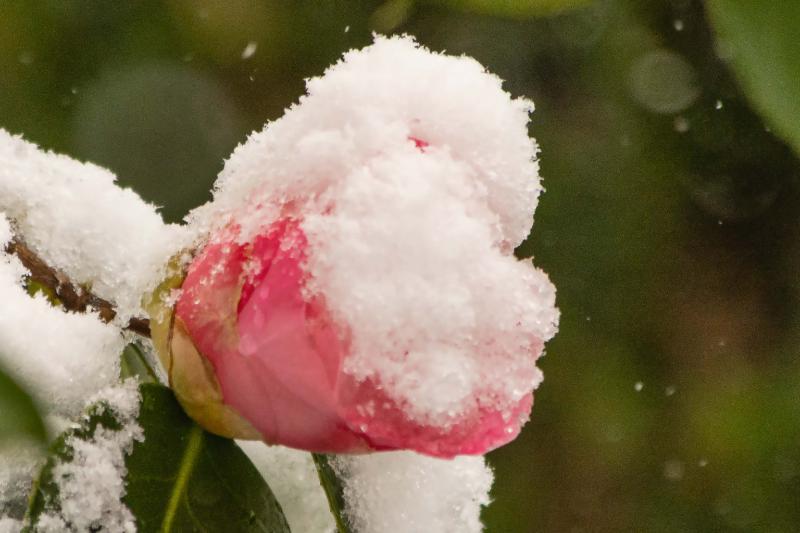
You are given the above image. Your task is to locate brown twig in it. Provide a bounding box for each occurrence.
[4,237,151,337]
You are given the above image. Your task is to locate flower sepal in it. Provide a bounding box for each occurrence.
[146,259,260,440]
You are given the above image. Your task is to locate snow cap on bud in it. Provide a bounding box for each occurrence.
[159,35,558,458]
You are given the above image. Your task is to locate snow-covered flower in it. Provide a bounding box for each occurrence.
[151,36,559,458]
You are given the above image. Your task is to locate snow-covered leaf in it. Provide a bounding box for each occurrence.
[24,388,135,531]
[25,384,291,532]
[707,1,800,155]
[312,454,353,533]
[0,365,46,446]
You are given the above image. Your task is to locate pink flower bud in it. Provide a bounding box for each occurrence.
[169,219,536,457]
[154,36,559,458]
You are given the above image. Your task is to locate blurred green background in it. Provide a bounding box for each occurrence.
[3,1,800,531]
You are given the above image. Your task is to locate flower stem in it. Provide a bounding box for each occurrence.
[312,453,353,533]
[4,236,151,337]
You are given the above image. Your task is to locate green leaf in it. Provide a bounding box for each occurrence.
[0,364,47,446]
[707,1,800,154]
[312,454,353,533]
[429,0,593,18]
[25,384,291,533]
[120,343,159,383]
[25,279,61,307]
[126,385,290,532]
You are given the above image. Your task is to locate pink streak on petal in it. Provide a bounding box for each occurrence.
[339,375,533,458]
[409,136,429,151]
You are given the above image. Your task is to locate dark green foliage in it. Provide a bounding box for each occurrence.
[432,0,592,17]
[707,1,800,155]
[127,385,291,532]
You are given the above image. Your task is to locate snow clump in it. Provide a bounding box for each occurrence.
[0,129,188,324]
[333,451,493,533]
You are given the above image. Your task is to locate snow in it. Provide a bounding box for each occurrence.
[238,441,494,533]
[0,217,9,248]
[238,442,494,533]
[1,211,141,529]
[41,381,142,533]
[0,446,41,523]
[0,213,125,419]
[237,442,335,533]
[188,35,559,430]
[190,35,541,248]
[0,518,21,533]
[241,42,258,60]
[0,133,177,528]
[0,129,187,324]
[333,452,493,533]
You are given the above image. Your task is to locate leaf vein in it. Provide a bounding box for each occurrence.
[160,425,203,533]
